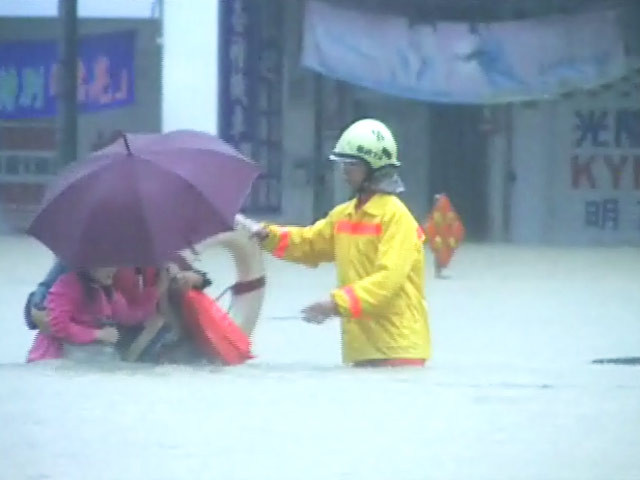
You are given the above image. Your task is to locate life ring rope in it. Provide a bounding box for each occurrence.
[181,228,266,338]
[215,276,266,302]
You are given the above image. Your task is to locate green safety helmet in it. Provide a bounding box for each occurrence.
[329,118,400,170]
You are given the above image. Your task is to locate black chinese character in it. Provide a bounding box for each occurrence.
[585,198,619,230]
[575,110,610,148]
[584,200,601,228]
[614,109,640,149]
[601,199,619,230]
[231,1,247,34]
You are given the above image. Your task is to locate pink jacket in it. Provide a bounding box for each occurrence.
[27,272,159,362]
[113,267,159,306]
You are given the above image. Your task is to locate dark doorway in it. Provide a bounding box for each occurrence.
[428,105,489,241]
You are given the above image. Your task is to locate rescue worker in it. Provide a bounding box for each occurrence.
[237,118,431,367]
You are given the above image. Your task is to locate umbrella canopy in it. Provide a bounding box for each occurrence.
[28,130,260,268]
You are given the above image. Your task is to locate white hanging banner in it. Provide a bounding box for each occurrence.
[302,0,629,104]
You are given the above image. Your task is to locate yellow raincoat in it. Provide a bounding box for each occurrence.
[263,193,431,364]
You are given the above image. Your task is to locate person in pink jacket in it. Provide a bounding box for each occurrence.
[27,266,169,362]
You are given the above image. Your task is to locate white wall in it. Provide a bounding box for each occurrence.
[486,118,508,242]
[510,102,556,243]
[510,75,640,246]
[393,102,430,223]
[161,0,219,134]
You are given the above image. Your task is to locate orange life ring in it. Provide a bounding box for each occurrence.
[179,228,266,365]
[181,290,254,365]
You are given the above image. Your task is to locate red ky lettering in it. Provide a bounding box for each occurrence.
[603,155,628,190]
[571,155,596,189]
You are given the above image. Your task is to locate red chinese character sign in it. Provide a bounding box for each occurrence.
[422,194,465,276]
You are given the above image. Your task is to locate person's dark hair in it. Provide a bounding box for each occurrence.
[76,271,114,301]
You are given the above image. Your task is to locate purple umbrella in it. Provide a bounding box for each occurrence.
[27,130,260,268]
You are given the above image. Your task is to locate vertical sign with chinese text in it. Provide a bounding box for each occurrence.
[219,0,283,214]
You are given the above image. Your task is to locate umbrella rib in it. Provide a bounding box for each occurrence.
[58,166,115,268]
[32,155,112,218]
[128,157,160,265]
[106,143,251,159]
[90,146,255,167]
[136,153,254,226]
[68,156,156,268]
[132,156,239,260]
[32,145,258,267]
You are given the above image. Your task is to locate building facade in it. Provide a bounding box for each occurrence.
[218,0,639,246]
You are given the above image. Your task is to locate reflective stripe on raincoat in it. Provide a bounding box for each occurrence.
[263,193,431,364]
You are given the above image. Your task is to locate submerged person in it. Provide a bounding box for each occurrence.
[26,266,167,362]
[25,260,211,363]
[24,259,67,332]
[236,118,431,367]
[116,264,213,364]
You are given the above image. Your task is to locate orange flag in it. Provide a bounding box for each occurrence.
[422,194,465,271]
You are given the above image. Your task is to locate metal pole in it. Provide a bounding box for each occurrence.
[312,73,324,220]
[57,0,78,168]
[504,104,514,242]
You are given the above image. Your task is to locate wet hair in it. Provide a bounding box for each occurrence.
[76,271,114,302]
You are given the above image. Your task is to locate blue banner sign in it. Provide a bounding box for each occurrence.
[0,30,135,119]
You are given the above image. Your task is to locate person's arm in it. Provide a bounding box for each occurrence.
[260,216,336,268]
[31,260,68,309]
[163,258,212,292]
[110,287,160,327]
[177,269,211,291]
[112,268,170,326]
[46,275,99,344]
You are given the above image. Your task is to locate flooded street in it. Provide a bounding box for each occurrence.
[1,235,639,480]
